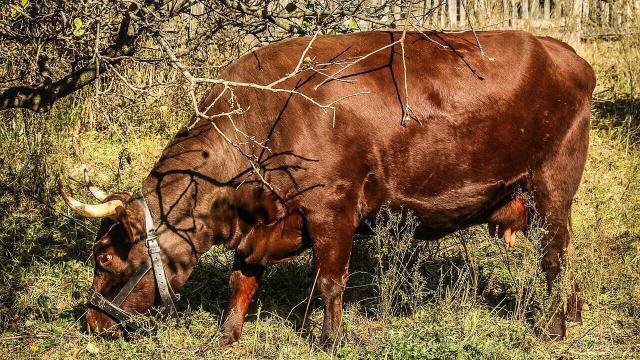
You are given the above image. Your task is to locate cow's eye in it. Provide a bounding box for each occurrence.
[97,254,113,267]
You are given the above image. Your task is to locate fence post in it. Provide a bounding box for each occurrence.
[624,1,632,29]
[421,0,429,27]
[570,0,584,44]
[522,0,529,20]
[583,0,589,27]
[448,0,457,27]
[615,1,623,28]
[602,1,610,28]
[503,0,510,25]
[530,0,539,26]
[189,2,204,39]
[554,0,563,22]
[544,0,551,22]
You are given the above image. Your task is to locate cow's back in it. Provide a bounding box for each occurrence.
[178,31,595,232]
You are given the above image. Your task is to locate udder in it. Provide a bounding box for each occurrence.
[488,193,529,247]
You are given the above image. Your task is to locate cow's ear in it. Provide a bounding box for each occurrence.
[115,205,145,243]
[208,197,241,246]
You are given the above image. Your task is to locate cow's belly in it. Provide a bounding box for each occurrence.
[355,186,493,240]
[395,184,506,228]
[372,165,529,239]
[365,113,536,236]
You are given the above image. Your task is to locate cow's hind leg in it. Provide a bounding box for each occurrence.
[531,208,573,339]
[531,114,589,339]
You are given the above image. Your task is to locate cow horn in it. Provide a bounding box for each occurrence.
[83,167,110,201]
[60,180,124,218]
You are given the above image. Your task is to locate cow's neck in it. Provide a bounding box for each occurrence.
[140,153,247,289]
[139,116,275,288]
[143,172,222,260]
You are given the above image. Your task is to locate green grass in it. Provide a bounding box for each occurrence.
[0,37,639,359]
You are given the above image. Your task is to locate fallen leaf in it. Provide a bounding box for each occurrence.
[86,342,99,354]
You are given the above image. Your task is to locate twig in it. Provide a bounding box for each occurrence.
[0,333,52,341]
[399,1,418,126]
[300,268,321,333]
[460,0,493,59]
[157,30,371,189]
[314,38,404,90]
[23,189,97,234]
[268,27,323,88]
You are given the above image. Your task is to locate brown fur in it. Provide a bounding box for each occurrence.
[84,30,596,347]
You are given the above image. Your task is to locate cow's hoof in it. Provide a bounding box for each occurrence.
[535,318,566,340]
[544,330,565,341]
[196,335,236,355]
[566,293,586,323]
[565,307,582,323]
[319,340,335,353]
[217,322,242,347]
[218,334,239,347]
[318,334,339,353]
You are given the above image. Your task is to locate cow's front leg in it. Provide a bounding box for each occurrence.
[308,215,355,352]
[219,253,264,345]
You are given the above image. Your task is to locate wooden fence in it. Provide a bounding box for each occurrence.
[188,1,640,40]
[408,0,640,38]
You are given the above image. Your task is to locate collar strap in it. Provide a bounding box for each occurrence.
[139,192,179,315]
[145,233,178,316]
[89,192,179,331]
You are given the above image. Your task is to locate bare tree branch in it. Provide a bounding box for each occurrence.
[0,7,139,112]
[0,0,423,114]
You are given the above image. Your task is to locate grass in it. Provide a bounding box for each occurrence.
[0,34,639,359]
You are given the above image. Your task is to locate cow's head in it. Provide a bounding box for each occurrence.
[61,171,164,336]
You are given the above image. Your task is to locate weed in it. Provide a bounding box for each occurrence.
[370,204,426,320]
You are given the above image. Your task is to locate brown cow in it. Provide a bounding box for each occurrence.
[62,30,595,349]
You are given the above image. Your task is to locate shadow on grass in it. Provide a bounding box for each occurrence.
[0,206,539,339]
[178,250,319,330]
[177,235,539,339]
[0,194,96,328]
[593,96,640,143]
